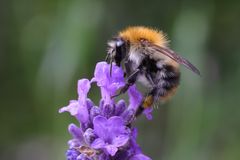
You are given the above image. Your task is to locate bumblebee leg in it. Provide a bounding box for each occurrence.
[124,61,130,78]
[145,72,155,86]
[142,95,154,108]
[143,72,157,108]
[111,69,140,98]
[135,95,154,117]
[105,53,110,62]
[124,60,132,76]
[135,87,157,117]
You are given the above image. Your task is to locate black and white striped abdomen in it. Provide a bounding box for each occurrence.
[154,64,180,99]
[141,58,181,101]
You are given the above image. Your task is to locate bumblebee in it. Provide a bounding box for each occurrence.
[106,26,200,116]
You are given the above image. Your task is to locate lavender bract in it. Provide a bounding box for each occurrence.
[59,62,152,160]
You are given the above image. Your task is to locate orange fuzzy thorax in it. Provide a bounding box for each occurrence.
[119,26,168,47]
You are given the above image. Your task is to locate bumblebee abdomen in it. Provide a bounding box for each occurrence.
[158,64,180,95]
[141,66,180,109]
[147,64,180,103]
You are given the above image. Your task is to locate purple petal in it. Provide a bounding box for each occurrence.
[99,99,105,111]
[102,104,114,118]
[107,116,126,136]
[76,80,91,123]
[78,79,91,102]
[115,100,127,116]
[132,128,138,140]
[90,106,101,121]
[91,62,109,86]
[68,139,81,148]
[113,149,129,160]
[107,116,125,128]
[59,100,79,115]
[83,128,96,145]
[86,98,94,111]
[93,116,108,140]
[68,123,84,141]
[66,149,80,160]
[105,144,118,156]
[98,153,110,160]
[75,104,89,124]
[77,154,91,160]
[130,154,152,160]
[130,128,141,154]
[91,138,106,149]
[93,116,130,147]
[128,85,153,120]
[121,108,135,124]
[91,62,125,104]
[112,135,129,147]
[128,85,143,110]
[59,80,91,124]
[92,62,125,90]
[143,108,153,120]
[100,87,113,105]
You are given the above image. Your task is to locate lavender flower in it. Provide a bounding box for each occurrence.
[59,62,152,160]
[91,116,130,156]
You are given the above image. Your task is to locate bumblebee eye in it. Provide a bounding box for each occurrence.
[116,38,124,47]
[106,37,126,73]
[115,38,126,66]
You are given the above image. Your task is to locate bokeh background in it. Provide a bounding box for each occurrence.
[1,0,240,159]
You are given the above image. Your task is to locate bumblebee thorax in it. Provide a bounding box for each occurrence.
[119,26,168,47]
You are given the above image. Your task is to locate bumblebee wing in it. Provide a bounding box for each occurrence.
[151,44,201,76]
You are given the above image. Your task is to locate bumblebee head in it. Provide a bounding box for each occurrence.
[106,26,168,64]
[106,37,129,68]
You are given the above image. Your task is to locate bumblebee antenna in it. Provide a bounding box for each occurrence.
[105,50,113,77]
[105,53,110,62]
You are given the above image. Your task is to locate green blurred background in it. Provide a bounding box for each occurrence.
[1,0,240,159]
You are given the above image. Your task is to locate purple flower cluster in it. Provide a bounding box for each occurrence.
[59,62,152,160]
